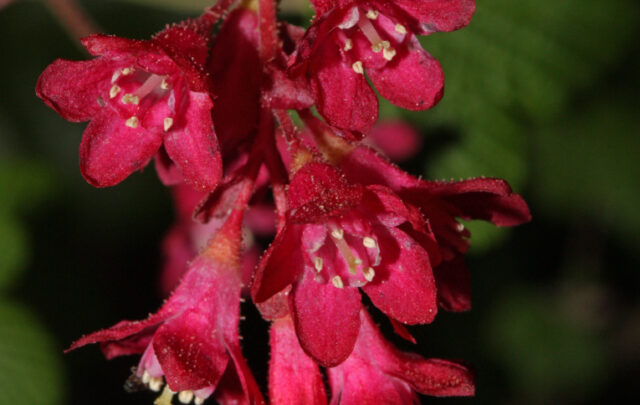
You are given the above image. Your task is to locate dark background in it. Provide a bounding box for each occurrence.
[0,0,639,404]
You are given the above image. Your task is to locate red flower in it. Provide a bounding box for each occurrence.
[328,309,474,403]
[68,212,263,404]
[36,24,222,191]
[290,0,475,134]
[338,145,531,311]
[252,162,438,366]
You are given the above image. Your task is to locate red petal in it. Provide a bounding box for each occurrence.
[36,58,115,122]
[163,92,222,192]
[290,270,361,367]
[339,146,421,190]
[252,225,304,303]
[269,316,328,405]
[393,356,475,397]
[368,39,444,111]
[214,343,265,405]
[79,108,162,187]
[367,120,423,162]
[434,256,471,312]
[362,227,437,324]
[391,0,476,33]
[153,307,229,391]
[310,39,378,133]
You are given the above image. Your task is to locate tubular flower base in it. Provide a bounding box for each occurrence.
[36,0,531,403]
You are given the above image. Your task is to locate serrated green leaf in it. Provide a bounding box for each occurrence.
[0,301,65,405]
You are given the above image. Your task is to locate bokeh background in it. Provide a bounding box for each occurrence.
[1,0,639,404]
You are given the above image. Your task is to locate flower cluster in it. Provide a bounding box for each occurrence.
[37,0,531,403]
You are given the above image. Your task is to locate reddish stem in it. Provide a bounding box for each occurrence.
[43,0,99,42]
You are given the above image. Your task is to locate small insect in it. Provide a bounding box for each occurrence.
[123,366,147,393]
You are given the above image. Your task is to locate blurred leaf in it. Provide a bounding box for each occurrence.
[484,288,607,401]
[109,0,213,12]
[0,300,65,405]
[531,91,640,250]
[406,0,639,193]
[0,159,55,214]
[0,216,27,290]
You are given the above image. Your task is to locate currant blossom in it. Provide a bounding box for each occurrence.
[328,310,474,404]
[68,210,263,404]
[252,161,438,366]
[36,23,222,190]
[289,0,475,134]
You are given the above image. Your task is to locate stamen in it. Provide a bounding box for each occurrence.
[455,223,465,232]
[161,78,170,90]
[366,9,379,20]
[109,85,121,99]
[331,229,344,240]
[178,390,194,404]
[358,15,388,54]
[149,376,163,392]
[383,47,396,61]
[352,61,364,74]
[363,267,375,282]
[121,94,140,105]
[395,24,407,34]
[371,40,390,53]
[332,275,344,289]
[344,38,353,51]
[363,237,377,249]
[141,370,151,384]
[121,67,135,76]
[332,230,360,275]
[314,257,323,272]
[154,385,174,405]
[125,116,139,128]
[111,71,121,84]
[164,117,174,131]
[194,397,205,405]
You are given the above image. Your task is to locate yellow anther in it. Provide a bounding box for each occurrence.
[332,275,344,289]
[121,94,140,105]
[395,24,407,34]
[163,117,174,132]
[109,85,121,99]
[344,38,353,51]
[314,257,323,272]
[141,370,151,384]
[331,228,344,239]
[161,78,170,90]
[383,47,396,61]
[121,67,135,76]
[194,397,205,405]
[148,376,163,392]
[178,390,194,404]
[352,61,364,74]
[363,237,377,249]
[366,9,379,20]
[363,267,375,282]
[455,223,465,232]
[125,116,139,128]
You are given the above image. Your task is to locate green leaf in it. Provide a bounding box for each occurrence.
[0,216,27,290]
[409,0,639,191]
[0,301,65,405]
[0,159,55,215]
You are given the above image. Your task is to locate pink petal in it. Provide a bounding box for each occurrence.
[433,256,471,312]
[366,121,423,162]
[291,270,361,367]
[214,343,265,405]
[392,356,475,397]
[339,146,421,190]
[391,0,476,33]
[269,316,328,405]
[36,58,115,122]
[368,39,444,111]
[163,91,222,192]
[153,307,229,391]
[310,39,378,133]
[154,146,184,186]
[362,227,437,324]
[252,225,304,303]
[79,108,162,187]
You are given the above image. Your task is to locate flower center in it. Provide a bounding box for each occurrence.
[107,67,175,131]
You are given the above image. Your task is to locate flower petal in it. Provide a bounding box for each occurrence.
[368,39,444,111]
[163,91,222,192]
[36,58,115,122]
[269,316,328,405]
[310,39,378,133]
[362,227,437,324]
[433,256,471,312]
[290,270,361,367]
[392,356,475,397]
[391,0,476,33]
[79,108,162,187]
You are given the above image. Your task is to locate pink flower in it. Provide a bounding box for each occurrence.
[36,23,222,191]
[68,212,263,404]
[290,0,475,134]
[252,161,438,366]
[328,310,474,403]
[338,145,531,311]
